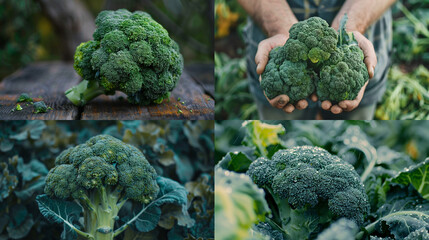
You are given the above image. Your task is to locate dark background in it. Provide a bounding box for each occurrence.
[0,0,214,79]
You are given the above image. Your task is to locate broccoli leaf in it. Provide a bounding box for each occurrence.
[36,195,87,237]
[119,176,192,234]
[242,120,285,158]
[358,188,429,240]
[215,168,270,240]
[391,158,429,200]
[217,151,253,173]
[338,14,358,46]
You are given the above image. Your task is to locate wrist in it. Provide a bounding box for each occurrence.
[332,15,367,34]
[266,20,297,37]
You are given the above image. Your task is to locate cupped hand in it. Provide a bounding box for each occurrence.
[259,76,317,113]
[321,31,377,114]
[255,34,289,74]
[256,34,315,113]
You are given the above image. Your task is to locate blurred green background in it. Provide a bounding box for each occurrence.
[215,0,429,120]
[0,0,214,79]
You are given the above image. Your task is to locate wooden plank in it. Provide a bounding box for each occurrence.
[0,62,80,120]
[185,64,215,97]
[81,71,215,120]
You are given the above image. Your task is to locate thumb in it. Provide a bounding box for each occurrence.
[354,32,377,78]
[255,41,271,75]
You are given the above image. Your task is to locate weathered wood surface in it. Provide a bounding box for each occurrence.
[0,62,214,120]
[0,62,80,120]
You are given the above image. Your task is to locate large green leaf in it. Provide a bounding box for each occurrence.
[119,177,193,234]
[36,194,85,237]
[391,158,429,200]
[242,121,285,157]
[215,168,270,240]
[217,151,253,173]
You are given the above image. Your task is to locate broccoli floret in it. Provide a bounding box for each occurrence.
[43,135,159,239]
[316,15,369,102]
[261,47,316,103]
[33,101,49,113]
[16,93,33,103]
[65,9,183,106]
[286,17,338,63]
[246,146,370,239]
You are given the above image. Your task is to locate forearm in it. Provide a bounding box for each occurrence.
[331,0,396,33]
[237,0,298,37]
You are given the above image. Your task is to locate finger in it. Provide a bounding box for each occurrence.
[267,95,290,109]
[321,101,332,110]
[331,105,343,114]
[255,40,271,75]
[296,99,308,110]
[276,95,290,109]
[339,80,369,111]
[354,32,377,78]
[341,100,358,112]
[283,103,295,113]
[339,101,348,109]
[311,93,318,102]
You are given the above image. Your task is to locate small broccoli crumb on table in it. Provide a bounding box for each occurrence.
[0,62,214,120]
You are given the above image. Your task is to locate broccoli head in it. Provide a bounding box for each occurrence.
[66,9,183,106]
[316,14,369,102]
[44,134,159,239]
[261,47,317,103]
[285,17,338,63]
[247,146,369,239]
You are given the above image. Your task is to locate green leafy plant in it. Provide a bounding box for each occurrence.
[376,65,429,120]
[65,9,183,106]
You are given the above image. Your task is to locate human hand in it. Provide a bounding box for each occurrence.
[321,31,377,114]
[256,34,314,113]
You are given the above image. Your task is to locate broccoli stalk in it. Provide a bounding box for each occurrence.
[65,80,107,106]
[264,184,319,239]
[78,186,126,240]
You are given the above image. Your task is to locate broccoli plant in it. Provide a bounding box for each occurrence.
[36,135,191,240]
[246,146,370,239]
[261,15,369,103]
[65,9,183,106]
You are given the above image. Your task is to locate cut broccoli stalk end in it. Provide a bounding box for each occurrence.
[65,80,106,107]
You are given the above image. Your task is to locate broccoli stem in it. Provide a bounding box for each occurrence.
[78,186,124,240]
[271,194,318,240]
[65,80,106,106]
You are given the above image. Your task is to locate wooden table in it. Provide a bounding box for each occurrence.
[0,62,214,120]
